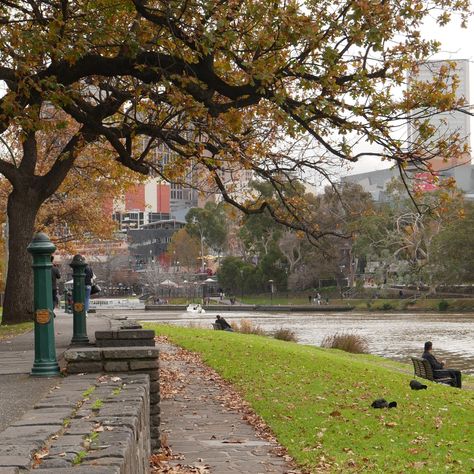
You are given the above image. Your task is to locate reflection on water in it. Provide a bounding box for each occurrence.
[138,311,474,375]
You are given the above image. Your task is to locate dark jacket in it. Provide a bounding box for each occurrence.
[216,317,231,330]
[51,266,60,290]
[422,351,444,370]
[85,265,94,286]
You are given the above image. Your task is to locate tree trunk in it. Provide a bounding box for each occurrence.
[2,189,41,325]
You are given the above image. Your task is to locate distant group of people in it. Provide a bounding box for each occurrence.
[308,293,329,305]
[51,254,95,313]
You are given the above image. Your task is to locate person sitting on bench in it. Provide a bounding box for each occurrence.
[215,315,233,331]
[422,341,462,388]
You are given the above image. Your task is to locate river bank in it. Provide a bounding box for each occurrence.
[145,297,474,313]
[146,324,474,473]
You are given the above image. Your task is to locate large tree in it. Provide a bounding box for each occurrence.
[353,179,464,288]
[0,0,469,323]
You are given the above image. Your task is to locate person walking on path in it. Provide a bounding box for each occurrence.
[422,341,462,388]
[51,255,61,309]
[84,263,94,312]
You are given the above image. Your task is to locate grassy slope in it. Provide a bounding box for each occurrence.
[0,315,33,340]
[147,324,474,473]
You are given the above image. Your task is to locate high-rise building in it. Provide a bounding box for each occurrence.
[343,59,473,200]
[407,59,471,170]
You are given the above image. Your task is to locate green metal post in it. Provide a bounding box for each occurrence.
[27,232,60,377]
[70,254,89,345]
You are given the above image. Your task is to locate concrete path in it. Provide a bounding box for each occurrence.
[156,340,299,474]
[0,310,300,473]
[0,310,111,432]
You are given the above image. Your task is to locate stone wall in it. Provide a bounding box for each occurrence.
[65,333,160,451]
[0,374,150,473]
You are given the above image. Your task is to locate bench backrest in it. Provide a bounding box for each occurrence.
[212,323,221,330]
[411,357,435,381]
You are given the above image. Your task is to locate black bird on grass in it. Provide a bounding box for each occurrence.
[371,399,397,409]
[410,379,428,390]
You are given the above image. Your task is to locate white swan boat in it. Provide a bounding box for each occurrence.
[186,304,206,314]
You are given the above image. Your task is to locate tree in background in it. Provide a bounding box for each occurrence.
[185,203,228,261]
[353,179,464,289]
[166,228,201,272]
[429,203,474,285]
[0,0,469,323]
[284,183,373,291]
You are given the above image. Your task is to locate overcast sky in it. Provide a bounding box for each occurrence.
[345,15,474,177]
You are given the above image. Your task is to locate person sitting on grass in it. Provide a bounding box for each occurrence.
[215,315,233,332]
[422,341,462,388]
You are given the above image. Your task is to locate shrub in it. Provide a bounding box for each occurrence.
[320,333,369,354]
[186,321,207,329]
[438,300,449,311]
[381,303,394,310]
[232,319,266,336]
[273,328,298,342]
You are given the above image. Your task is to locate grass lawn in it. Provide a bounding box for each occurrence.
[146,324,474,473]
[0,316,33,340]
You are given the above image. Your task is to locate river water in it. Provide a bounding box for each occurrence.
[116,309,474,375]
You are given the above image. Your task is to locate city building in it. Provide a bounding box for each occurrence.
[127,219,187,269]
[344,59,473,201]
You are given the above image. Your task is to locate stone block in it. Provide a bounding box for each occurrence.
[116,329,155,340]
[0,468,19,474]
[150,403,160,415]
[64,348,102,361]
[83,444,128,461]
[150,438,160,451]
[64,421,94,435]
[94,415,138,433]
[35,468,120,474]
[136,369,159,381]
[150,414,160,426]
[37,458,70,469]
[150,392,160,404]
[103,361,129,372]
[150,427,160,438]
[94,330,116,340]
[0,425,62,443]
[101,347,159,360]
[129,360,159,371]
[96,339,155,347]
[67,362,103,374]
[0,456,30,469]
[149,381,159,393]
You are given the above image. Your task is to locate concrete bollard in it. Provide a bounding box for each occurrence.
[70,254,89,345]
[27,232,60,376]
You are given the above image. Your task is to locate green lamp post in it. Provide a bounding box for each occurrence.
[27,232,60,377]
[70,254,89,345]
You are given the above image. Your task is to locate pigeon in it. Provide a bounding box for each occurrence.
[371,399,397,409]
[410,379,428,390]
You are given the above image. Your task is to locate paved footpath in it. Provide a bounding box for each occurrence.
[0,310,300,473]
[0,310,111,432]
[156,340,300,474]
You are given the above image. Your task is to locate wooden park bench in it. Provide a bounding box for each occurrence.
[410,357,455,386]
[212,323,222,330]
